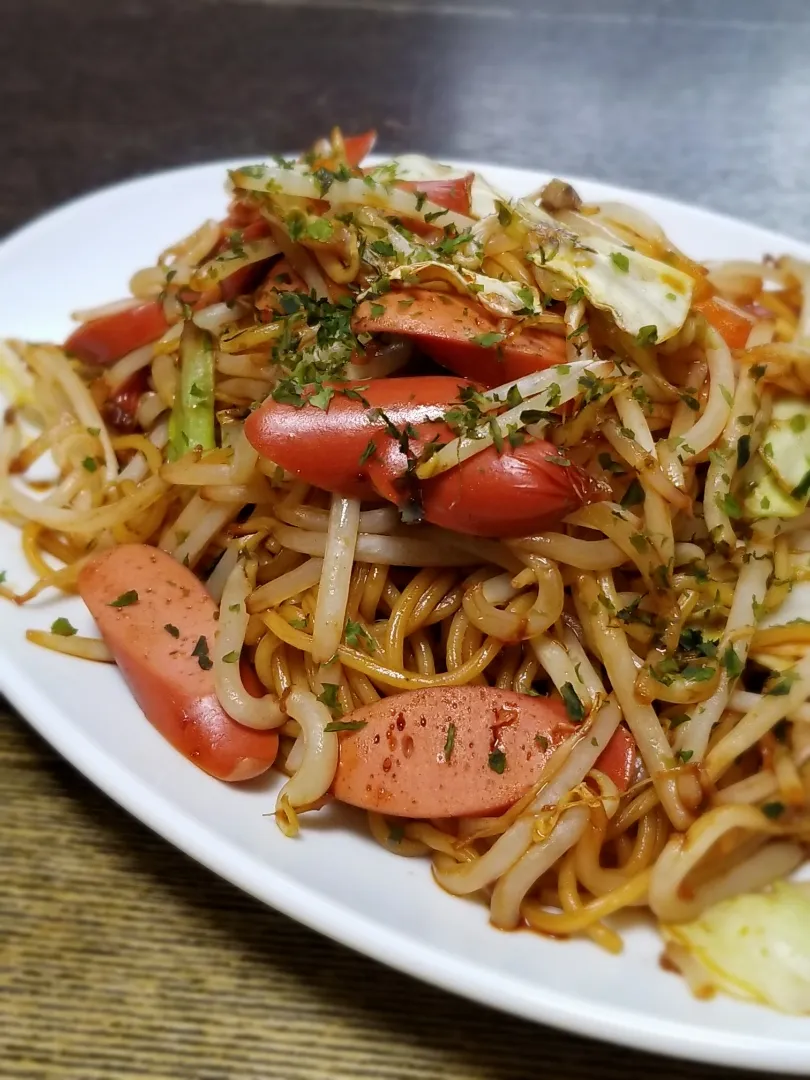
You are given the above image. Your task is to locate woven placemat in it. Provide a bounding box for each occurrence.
[1,710,767,1080]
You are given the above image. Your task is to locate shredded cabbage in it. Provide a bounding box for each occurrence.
[387,261,541,318]
[745,459,806,520]
[745,396,810,519]
[0,340,35,407]
[230,163,473,230]
[760,395,810,494]
[663,881,810,1013]
[517,201,694,341]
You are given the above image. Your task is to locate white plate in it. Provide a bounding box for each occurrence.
[3,159,810,1074]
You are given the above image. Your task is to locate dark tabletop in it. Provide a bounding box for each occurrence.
[3,2,810,1077]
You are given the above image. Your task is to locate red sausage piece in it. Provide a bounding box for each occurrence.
[333,687,638,817]
[78,544,279,782]
[352,289,567,388]
[245,376,608,537]
[332,686,575,818]
[65,301,169,366]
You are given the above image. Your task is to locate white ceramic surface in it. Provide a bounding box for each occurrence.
[2,159,810,1074]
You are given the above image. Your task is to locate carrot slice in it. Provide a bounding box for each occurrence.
[342,130,377,168]
[694,295,759,349]
[397,174,474,216]
[310,130,378,172]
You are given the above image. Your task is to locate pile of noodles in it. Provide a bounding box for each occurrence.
[4,127,810,971]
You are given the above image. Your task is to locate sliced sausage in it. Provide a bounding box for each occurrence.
[352,289,566,387]
[65,301,170,366]
[333,687,637,817]
[78,544,278,782]
[332,686,574,818]
[245,376,608,537]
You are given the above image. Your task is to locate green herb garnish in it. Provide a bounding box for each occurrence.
[621,478,646,508]
[488,750,507,774]
[560,682,585,722]
[109,590,138,608]
[345,618,375,652]
[443,722,456,762]
[721,644,743,679]
[496,201,513,226]
[192,635,213,670]
[324,719,367,732]
[318,683,341,710]
[717,493,743,519]
[306,216,334,241]
[506,384,524,409]
[470,332,505,348]
[358,439,377,466]
[635,325,658,347]
[681,664,715,682]
[598,452,626,475]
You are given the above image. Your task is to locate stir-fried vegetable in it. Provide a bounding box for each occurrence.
[746,396,810,519]
[694,295,759,349]
[167,320,216,461]
[663,881,810,1014]
[745,462,806,520]
[761,395,810,495]
[517,200,694,341]
[388,153,504,218]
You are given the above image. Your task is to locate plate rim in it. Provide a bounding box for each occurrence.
[4,157,810,1075]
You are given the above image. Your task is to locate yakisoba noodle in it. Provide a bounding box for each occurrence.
[4,127,810,1008]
